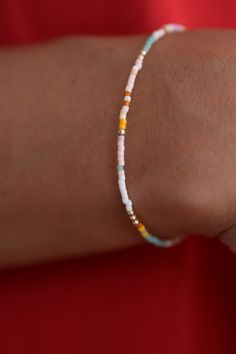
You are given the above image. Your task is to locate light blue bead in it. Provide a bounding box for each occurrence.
[116,164,124,171]
[143,44,151,52]
[146,234,173,248]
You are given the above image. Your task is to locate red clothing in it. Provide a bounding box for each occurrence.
[0,1,236,354]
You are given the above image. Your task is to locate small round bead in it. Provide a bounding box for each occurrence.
[137,54,144,60]
[129,215,136,221]
[127,210,134,216]
[118,129,125,135]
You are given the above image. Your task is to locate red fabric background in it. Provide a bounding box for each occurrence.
[0,1,236,353]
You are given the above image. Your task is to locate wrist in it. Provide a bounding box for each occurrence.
[126,29,236,241]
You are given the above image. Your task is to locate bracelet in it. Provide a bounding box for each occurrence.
[117,23,186,248]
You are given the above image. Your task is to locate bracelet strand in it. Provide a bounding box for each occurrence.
[117,23,186,248]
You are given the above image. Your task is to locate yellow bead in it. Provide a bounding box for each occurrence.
[137,224,145,231]
[141,229,149,238]
[119,119,127,129]
[141,234,148,239]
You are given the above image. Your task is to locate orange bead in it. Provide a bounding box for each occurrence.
[137,223,145,231]
[119,119,127,129]
[124,91,131,96]
[136,223,143,229]
[123,101,130,106]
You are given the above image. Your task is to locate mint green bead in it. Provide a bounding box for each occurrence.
[117,165,124,171]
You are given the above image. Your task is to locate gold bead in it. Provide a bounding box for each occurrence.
[140,50,146,56]
[137,54,144,60]
[127,210,134,216]
[118,129,125,135]
[132,219,139,225]
[129,215,136,221]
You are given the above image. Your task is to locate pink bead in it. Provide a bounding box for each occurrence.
[118,135,125,142]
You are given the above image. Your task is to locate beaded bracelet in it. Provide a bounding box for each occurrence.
[117,23,186,248]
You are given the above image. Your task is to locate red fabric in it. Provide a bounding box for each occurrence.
[0,1,236,353]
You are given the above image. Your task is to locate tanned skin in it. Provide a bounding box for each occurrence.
[0,30,236,268]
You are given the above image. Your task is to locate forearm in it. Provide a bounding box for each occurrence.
[1,29,236,268]
[0,35,148,268]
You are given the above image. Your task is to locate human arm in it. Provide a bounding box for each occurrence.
[0,30,236,268]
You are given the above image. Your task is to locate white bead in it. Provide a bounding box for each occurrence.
[125,84,133,92]
[124,96,131,102]
[118,151,125,157]
[164,23,186,33]
[118,153,124,158]
[128,77,135,84]
[117,156,124,162]
[122,191,129,200]
[129,72,136,79]
[133,64,141,71]
[135,63,142,70]
[118,180,125,188]
[152,28,165,39]
[122,199,129,205]
[117,140,125,149]
[117,146,124,151]
[118,149,124,155]
[121,191,129,201]
[121,105,129,113]
[131,67,138,75]
[120,112,127,119]
[135,58,143,66]
[128,78,135,86]
[125,200,132,209]
[118,170,125,180]
[120,185,127,193]
[126,205,133,212]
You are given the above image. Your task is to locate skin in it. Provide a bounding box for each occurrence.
[0,30,236,268]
